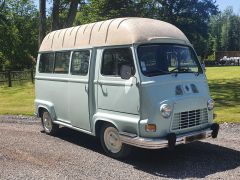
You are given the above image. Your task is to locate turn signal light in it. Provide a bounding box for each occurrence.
[145,124,156,132]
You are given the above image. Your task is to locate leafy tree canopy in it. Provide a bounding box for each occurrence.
[75,0,218,57]
[3,0,238,70]
[208,6,240,58]
[0,0,38,70]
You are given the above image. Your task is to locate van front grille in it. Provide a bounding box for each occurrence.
[171,108,208,130]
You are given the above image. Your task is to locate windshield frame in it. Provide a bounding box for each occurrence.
[136,43,203,77]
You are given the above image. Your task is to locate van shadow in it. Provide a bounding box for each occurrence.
[124,142,240,179]
[55,127,240,179]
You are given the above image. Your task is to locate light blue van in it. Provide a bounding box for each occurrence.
[35,18,219,158]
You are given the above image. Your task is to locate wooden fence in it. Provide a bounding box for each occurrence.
[0,70,34,87]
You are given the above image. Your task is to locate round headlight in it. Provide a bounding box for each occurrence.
[160,104,172,118]
[207,99,214,110]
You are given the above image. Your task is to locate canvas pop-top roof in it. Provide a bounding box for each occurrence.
[39,17,190,52]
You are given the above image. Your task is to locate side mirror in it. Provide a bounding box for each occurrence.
[120,65,132,80]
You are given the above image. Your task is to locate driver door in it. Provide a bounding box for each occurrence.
[97,47,139,115]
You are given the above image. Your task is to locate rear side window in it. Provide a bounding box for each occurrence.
[39,53,54,73]
[101,48,135,76]
[54,52,71,74]
[71,50,90,76]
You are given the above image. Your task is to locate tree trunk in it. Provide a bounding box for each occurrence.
[0,0,5,11]
[52,0,60,30]
[65,0,79,28]
[39,0,46,47]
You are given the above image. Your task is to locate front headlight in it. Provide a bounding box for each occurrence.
[160,104,172,118]
[207,99,214,110]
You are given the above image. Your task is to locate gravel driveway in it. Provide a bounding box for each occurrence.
[0,115,239,180]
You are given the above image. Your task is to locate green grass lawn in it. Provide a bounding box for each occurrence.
[0,67,239,123]
[0,82,35,115]
[206,66,240,123]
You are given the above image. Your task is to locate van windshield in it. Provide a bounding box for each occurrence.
[137,44,203,77]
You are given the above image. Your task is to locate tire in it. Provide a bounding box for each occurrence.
[41,110,59,135]
[100,123,131,159]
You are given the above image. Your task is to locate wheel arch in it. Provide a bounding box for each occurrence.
[94,119,119,138]
[35,102,57,122]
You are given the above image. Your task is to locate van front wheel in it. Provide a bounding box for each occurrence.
[100,124,131,159]
[41,111,59,135]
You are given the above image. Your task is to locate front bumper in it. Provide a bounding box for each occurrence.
[119,123,219,149]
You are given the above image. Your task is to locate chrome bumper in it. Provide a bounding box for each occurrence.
[119,128,215,149]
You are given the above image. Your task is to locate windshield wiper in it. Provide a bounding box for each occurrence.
[170,67,191,73]
[146,70,170,76]
[170,67,193,77]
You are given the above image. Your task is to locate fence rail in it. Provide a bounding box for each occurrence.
[0,70,34,87]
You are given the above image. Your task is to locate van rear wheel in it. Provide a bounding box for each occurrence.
[41,111,59,135]
[100,124,131,159]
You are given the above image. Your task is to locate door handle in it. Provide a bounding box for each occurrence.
[100,84,108,96]
[85,84,88,93]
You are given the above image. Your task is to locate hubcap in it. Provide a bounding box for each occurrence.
[104,127,122,153]
[43,113,52,132]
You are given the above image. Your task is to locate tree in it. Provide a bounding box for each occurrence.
[51,0,81,30]
[75,0,160,24]
[65,0,79,27]
[208,7,240,53]
[227,15,240,51]
[52,0,60,30]
[156,0,218,58]
[0,0,38,70]
[38,0,83,45]
[0,0,5,11]
[208,14,222,52]
[0,0,6,25]
[39,0,46,46]
[75,0,218,58]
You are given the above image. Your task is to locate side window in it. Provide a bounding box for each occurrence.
[71,50,90,76]
[54,51,70,74]
[101,50,116,75]
[39,53,54,73]
[101,48,135,76]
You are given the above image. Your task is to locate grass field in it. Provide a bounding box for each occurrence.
[0,67,239,123]
[0,82,35,115]
[206,66,240,123]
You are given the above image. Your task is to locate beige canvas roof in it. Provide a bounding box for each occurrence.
[39,17,190,52]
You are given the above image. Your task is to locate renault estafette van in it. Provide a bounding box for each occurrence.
[35,17,219,158]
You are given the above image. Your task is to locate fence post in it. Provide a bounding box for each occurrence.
[31,69,34,83]
[8,70,12,87]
